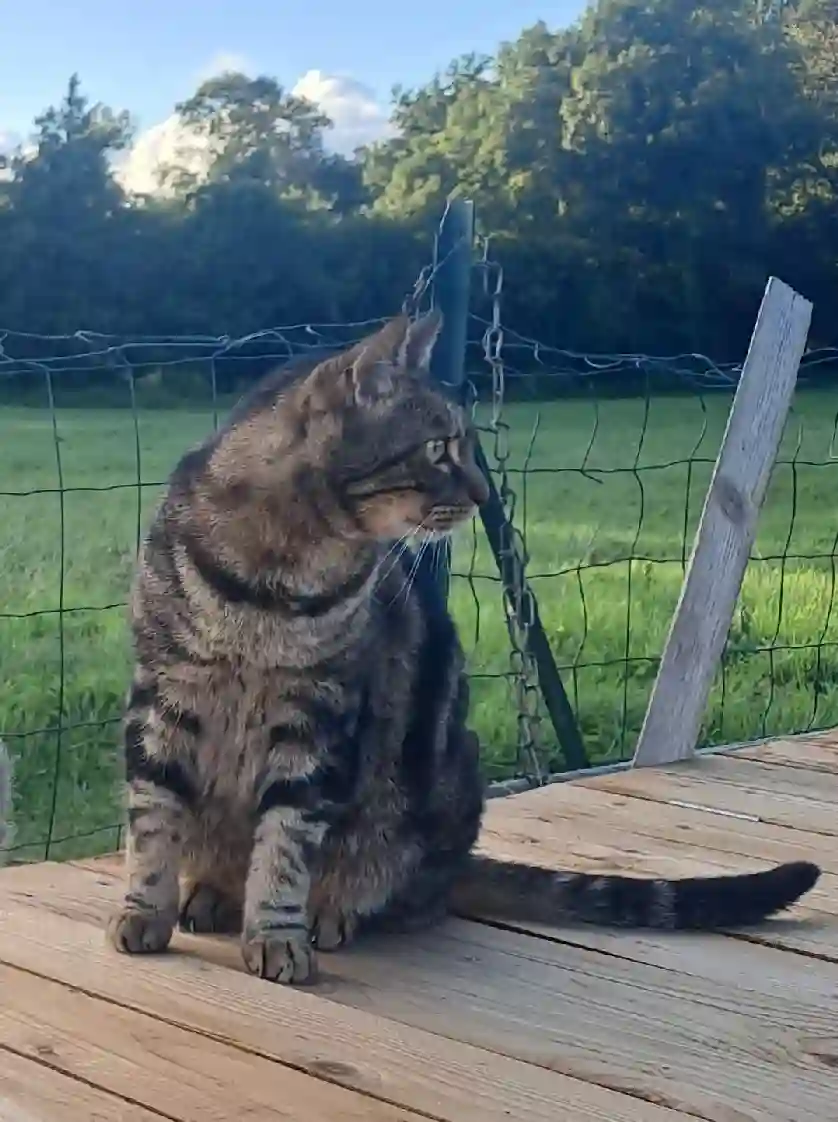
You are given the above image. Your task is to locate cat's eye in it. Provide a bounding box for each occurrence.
[426,439,448,464]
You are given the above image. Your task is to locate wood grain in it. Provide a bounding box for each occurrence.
[734,735,838,775]
[672,753,838,803]
[633,276,812,766]
[0,1047,166,1122]
[4,737,836,1120]
[485,777,838,871]
[477,799,838,915]
[482,772,838,959]
[68,836,838,945]
[0,864,690,1122]
[1,861,835,1122]
[580,759,838,835]
[0,964,427,1122]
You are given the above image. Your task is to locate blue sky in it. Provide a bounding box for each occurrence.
[0,0,585,138]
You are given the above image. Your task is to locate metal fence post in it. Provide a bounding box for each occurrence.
[430,197,475,394]
[420,197,589,774]
[420,197,475,599]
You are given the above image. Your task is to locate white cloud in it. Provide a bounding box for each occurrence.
[292,70,394,156]
[116,61,393,196]
[0,130,34,181]
[115,116,213,195]
[0,129,22,154]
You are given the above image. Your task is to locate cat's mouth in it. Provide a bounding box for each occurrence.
[423,504,477,534]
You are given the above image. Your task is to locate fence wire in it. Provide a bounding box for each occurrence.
[2,311,838,859]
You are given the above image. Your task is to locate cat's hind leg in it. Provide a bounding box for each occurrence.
[179,879,243,934]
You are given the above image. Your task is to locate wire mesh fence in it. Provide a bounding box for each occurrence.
[2,282,838,860]
[463,324,838,767]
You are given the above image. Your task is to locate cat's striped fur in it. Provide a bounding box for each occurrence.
[108,311,819,983]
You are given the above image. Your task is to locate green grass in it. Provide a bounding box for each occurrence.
[3,390,838,859]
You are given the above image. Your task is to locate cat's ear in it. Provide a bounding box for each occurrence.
[348,315,413,406]
[302,316,409,411]
[398,308,443,372]
[302,311,443,411]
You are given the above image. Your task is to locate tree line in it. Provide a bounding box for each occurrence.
[1,0,837,394]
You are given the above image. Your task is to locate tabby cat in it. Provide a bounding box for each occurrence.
[108,311,819,984]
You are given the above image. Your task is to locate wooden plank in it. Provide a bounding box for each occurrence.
[72,845,838,962]
[75,764,838,948]
[487,779,838,871]
[677,753,838,803]
[463,906,838,999]
[69,853,125,876]
[0,963,428,1122]
[484,769,838,876]
[633,276,812,766]
[478,779,838,959]
[477,798,838,916]
[68,843,837,963]
[581,760,838,836]
[1,863,835,1122]
[735,736,838,775]
[0,1048,167,1122]
[0,867,686,1122]
[76,783,838,936]
[309,921,838,1122]
[475,804,837,957]
[727,919,838,961]
[71,859,838,961]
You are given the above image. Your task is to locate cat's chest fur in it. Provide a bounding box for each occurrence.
[157,658,360,807]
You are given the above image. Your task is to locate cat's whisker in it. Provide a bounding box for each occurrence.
[385,536,425,605]
[395,534,432,605]
[377,521,428,587]
[377,531,413,583]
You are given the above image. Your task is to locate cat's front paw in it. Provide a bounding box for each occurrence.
[241,927,317,984]
[107,907,174,954]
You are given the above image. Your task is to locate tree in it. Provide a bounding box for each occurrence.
[3,3,838,367]
[359,0,838,355]
[159,72,330,201]
[5,74,131,221]
[0,75,134,332]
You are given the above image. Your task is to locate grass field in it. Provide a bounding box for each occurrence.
[3,388,838,859]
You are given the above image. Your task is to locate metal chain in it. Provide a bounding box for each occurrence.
[479,241,546,785]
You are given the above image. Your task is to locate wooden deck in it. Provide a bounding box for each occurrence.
[1,736,837,1122]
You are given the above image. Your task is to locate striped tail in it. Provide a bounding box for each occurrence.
[451,854,820,930]
[0,739,12,862]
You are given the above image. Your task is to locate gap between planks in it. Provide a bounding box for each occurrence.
[575,752,838,837]
[0,1046,171,1122]
[0,963,431,1122]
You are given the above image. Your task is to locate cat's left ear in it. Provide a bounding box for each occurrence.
[398,308,444,372]
[348,315,412,407]
[349,309,443,406]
